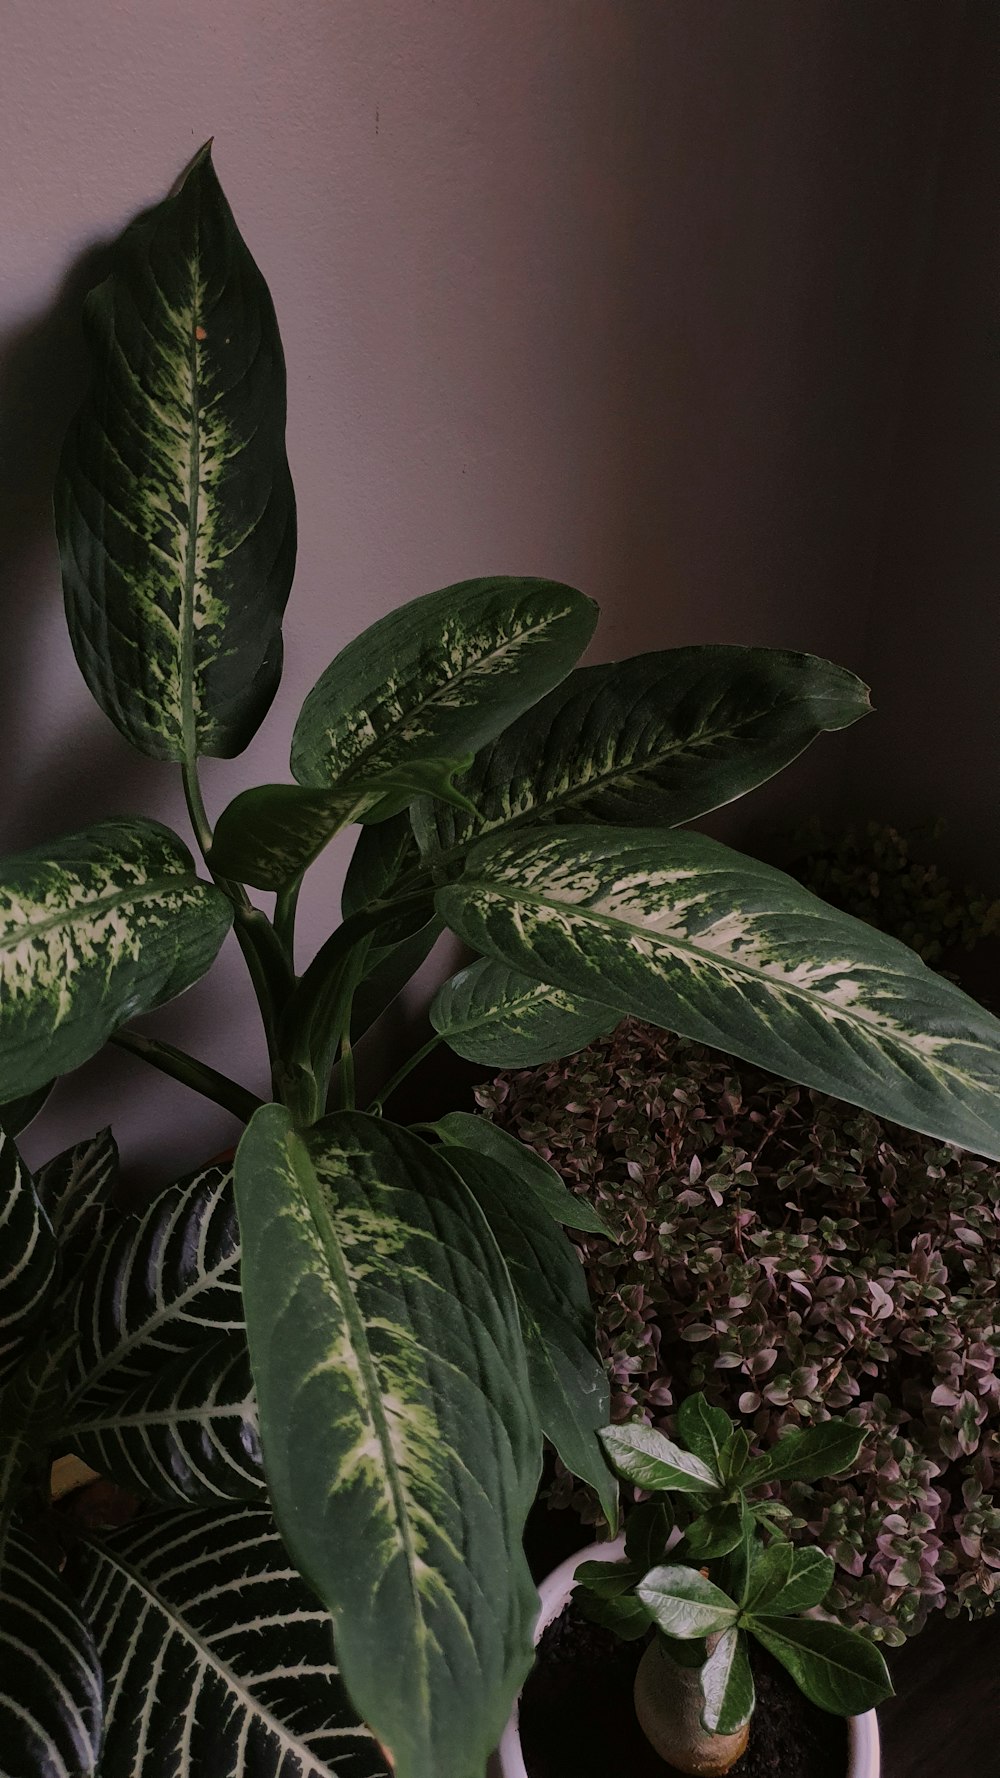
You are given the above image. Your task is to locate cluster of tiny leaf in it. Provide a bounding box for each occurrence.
[783,818,1000,975]
[479,1021,1000,1645]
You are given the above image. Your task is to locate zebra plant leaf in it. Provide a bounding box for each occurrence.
[55,144,296,762]
[65,1162,239,1409]
[234,1105,541,1778]
[438,825,1000,1160]
[64,1337,264,1506]
[441,1144,617,1528]
[0,820,232,1102]
[412,645,871,871]
[35,1129,119,1307]
[289,578,598,820]
[429,1110,608,1235]
[70,1505,388,1778]
[0,1132,56,1384]
[0,1529,103,1778]
[430,955,617,1068]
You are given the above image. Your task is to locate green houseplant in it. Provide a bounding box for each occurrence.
[2,145,1000,1778]
[576,1402,893,1775]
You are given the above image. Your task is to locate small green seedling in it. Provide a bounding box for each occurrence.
[576,1398,893,1776]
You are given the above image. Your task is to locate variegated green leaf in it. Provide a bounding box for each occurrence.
[0,1528,103,1778]
[429,956,617,1067]
[211,757,474,890]
[438,825,1000,1159]
[441,1144,617,1528]
[234,1106,541,1778]
[70,1505,387,1777]
[289,577,597,820]
[412,645,871,870]
[64,1337,264,1506]
[0,820,232,1103]
[56,145,296,762]
[65,1162,239,1409]
[0,1132,56,1384]
[35,1129,119,1308]
[430,1110,608,1234]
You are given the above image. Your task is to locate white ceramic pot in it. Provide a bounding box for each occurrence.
[495,1538,880,1778]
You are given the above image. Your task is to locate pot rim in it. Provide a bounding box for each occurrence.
[495,1537,880,1778]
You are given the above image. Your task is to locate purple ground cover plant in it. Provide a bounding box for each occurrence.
[479,1021,1000,1645]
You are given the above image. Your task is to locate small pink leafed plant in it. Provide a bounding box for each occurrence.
[479,1020,1000,1645]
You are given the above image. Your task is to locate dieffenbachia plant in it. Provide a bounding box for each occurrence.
[0,145,997,1778]
[577,1402,894,1776]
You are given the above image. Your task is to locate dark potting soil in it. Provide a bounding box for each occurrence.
[518,1601,848,1778]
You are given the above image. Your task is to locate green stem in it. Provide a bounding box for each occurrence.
[110,1030,263,1123]
[367,1034,443,1115]
[275,875,302,963]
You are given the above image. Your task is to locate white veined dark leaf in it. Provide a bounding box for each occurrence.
[64,1336,264,1507]
[0,1131,57,1385]
[66,1163,239,1409]
[70,1505,388,1778]
[0,1527,103,1778]
[34,1129,120,1308]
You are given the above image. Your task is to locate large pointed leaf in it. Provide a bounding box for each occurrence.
[0,1132,56,1384]
[747,1616,893,1716]
[440,1144,617,1527]
[438,825,1000,1159]
[744,1420,866,1486]
[0,1528,103,1778]
[0,820,232,1102]
[56,145,296,762]
[35,1130,119,1307]
[412,646,871,870]
[65,1163,239,1409]
[430,1110,608,1234]
[70,1505,387,1777]
[0,1341,76,1542]
[290,577,597,811]
[65,1337,264,1507]
[743,1545,835,1617]
[429,956,617,1067]
[234,1106,540,1778]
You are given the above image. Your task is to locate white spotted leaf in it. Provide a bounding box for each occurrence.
[234,1106,541,1778]
[412,645,871,870]
[430,956,617,1068]
[55,145,296,762]
[0,820,232,1103]
[437,825,1000,1159]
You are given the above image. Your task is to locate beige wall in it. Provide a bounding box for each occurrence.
[0,2,976,1178]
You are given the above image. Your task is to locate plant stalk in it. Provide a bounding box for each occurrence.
[367,1034,443,1115]
[110,1030,263,1123]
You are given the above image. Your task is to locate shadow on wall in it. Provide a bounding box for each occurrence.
[0,237,162,855]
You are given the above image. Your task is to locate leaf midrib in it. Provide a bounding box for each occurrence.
[456,874,994,1086]
[290,1132,432,1682]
